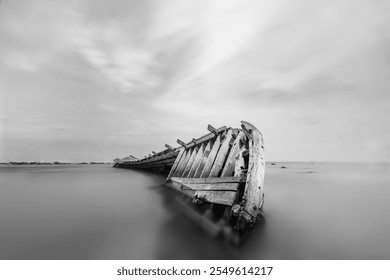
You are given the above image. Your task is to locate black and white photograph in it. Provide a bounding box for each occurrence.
[0,0,389,262]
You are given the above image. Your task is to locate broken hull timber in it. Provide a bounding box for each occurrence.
[113,147,179,174]
[113,121,265,243]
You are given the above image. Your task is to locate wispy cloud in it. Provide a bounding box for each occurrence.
[0,0,389,161]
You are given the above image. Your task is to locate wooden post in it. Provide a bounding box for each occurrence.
[165,144,174,151]
[177,139,188,148]
[207,124,219,136]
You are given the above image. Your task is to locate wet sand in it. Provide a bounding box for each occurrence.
[0,162,389,259]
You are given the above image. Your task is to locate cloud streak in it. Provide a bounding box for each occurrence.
[0,0,389,162]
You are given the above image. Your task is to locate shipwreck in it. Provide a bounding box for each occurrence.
[113,121,265,243]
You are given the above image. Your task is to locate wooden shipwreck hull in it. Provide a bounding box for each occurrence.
[114,121,265,243]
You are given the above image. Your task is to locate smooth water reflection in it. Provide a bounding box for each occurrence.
[0,163,389,259]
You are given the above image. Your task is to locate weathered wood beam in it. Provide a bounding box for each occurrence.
[165,144,174,151]
[167,148,186,180]
[177,139,188,148]
[221,131,244,177]
[209,129,233,177]
[171,181,239,192]
[168,181,238,206]
[170,176,245,185]
[130,150,177,165]
[194,140,212,178]
[187,143,205,178]
[200,135,222,178]
[182,146,199,177]
[194,190,238,206]
[207,124,219,136]
[234,148,246,177]
[241,121,265,224]
[140,158,176,168]
[174,148,193,177]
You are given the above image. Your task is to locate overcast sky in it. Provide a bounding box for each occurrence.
[0,0,389,162]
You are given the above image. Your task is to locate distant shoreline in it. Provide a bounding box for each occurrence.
[0,162,111,165]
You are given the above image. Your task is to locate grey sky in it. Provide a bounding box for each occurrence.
[0,0,389,162]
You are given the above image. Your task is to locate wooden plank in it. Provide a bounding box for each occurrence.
[187,143,205,178]
[234,148,246,177]
[167,148,185,180]
[181,146,199,177]
[195,190,237,206]
[130,155,176,166]
[241,121,265,223]
[168,181,238,206]
[169,181,196,197]
[193,140,212,178]
[209,129,233,177]
[221,131,244,177]
[179,182,239,191]
[133,151,177,164]
[176,148,195,177]
[140,158,176,168]
[173,149,191,177]
[171,176,245,185]
[200,135,222,178]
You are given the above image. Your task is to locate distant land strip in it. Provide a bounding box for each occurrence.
[0,161,111,165]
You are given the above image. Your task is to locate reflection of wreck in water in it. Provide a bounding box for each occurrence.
[114,121,265,244]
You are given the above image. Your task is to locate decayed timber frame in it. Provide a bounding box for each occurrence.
[114,121,265,233]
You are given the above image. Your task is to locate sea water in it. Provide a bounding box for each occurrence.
[0,163,389,259]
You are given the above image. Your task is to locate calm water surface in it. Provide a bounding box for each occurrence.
[0,163,389,259]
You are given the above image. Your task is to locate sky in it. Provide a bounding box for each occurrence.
[0,0,389,162]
